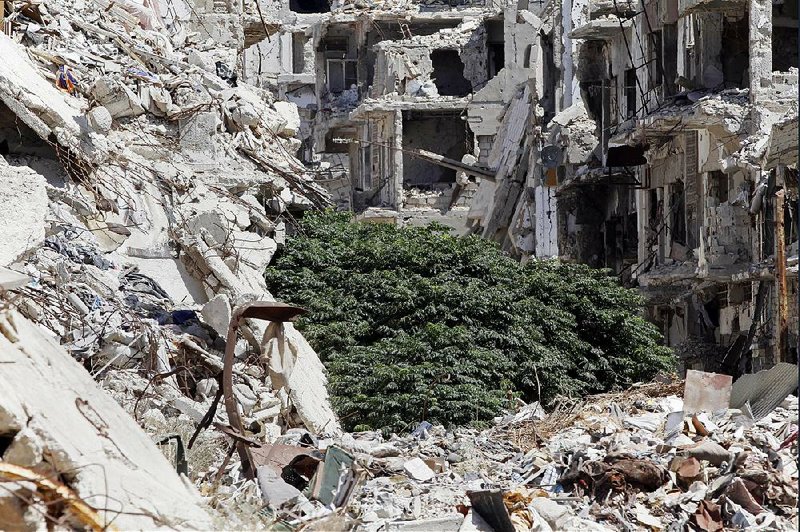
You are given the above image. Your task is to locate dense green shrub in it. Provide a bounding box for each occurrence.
[265,211,674,432]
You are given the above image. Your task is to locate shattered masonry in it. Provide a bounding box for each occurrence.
[0,0,797,530]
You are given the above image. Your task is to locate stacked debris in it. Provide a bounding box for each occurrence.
[0,0,339,524]
[238,374,798,531]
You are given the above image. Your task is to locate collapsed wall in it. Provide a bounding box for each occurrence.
[0,0,341,523]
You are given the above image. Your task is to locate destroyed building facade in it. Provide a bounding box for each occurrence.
[325,0,800,374]
[544,0,799,375]
[249,0,797,372]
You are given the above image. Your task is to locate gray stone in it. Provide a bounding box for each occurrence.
[256,466,302,508]
[403,457,435,482]
[201,294,232,338]
[87,105,113,132]
[3,427,43,466]
[530,497,573,529]
[90,77,144,118]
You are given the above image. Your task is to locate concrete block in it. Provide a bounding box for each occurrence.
[683,370,732,414]
[274,101,300,137]
[87,106,113,132]
[0,162,47,267]
[403,457,435,482]
[201,294,232,338]
[90,77,144,118]
[179,111,218,168]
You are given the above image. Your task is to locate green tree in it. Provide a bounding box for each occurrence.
[265,211,674,432]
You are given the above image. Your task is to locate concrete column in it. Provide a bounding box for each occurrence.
[749,0,773,102]
[392,109,403,210]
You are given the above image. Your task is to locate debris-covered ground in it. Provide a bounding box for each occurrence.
[0,0,797,530]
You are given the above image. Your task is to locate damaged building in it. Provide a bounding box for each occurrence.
[245,0,513,228]
[455,0,798,375]
[0,0,798,528]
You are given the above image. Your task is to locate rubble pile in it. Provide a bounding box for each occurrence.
[0,0,340,525]
[254,376,796,531]
[0,0,798,528]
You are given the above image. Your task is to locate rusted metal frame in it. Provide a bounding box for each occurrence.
[222,301,307,480]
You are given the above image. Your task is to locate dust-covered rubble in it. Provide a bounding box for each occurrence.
[260,378,796,531]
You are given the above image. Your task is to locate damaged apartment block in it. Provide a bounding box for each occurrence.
[246,0,798,372]
[246,0,507,230]
[490,0,798,375]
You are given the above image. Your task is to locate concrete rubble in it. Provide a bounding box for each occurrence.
[0,0,797,528]
[221,377,798,531]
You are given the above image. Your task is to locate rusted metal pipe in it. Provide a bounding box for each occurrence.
[222,301,307,479]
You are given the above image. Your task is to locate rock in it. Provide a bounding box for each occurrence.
[87,105,113,132]
[447,452,463,463]
[371,443,401,458]
[0,161,47,267]
[179,111,219,168]
[682,439,731,466]
[89,77,144,118]
[201,294,232,338]
[530,497,573,529]
[3,427,44,466]
[403,457,436,482]
[256,466,302,508]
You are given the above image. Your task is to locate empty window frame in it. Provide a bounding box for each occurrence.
[326,59,357,93]
[624,68,637,119]
[648,31,663,89]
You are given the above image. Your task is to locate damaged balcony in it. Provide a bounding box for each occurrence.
[678,0,747,17]
[570,16,633,41]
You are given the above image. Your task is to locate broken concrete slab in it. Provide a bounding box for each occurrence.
[0,34,86,140]
[89,77,145,119]
[683,370,732,414]
[179,111,219,169]
[0,309,213,529]
[256,466,303,508]
[274,101,300,137]
[202,293,233,337]
[403,457,436,482]
[0,161,48,267]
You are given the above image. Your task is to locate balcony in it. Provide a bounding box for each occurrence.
[570,16,633,41]
[678,0,746,17]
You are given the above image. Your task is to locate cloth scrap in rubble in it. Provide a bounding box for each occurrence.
[126,67,160,84]
[56,65,78,95]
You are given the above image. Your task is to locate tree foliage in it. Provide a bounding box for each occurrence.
[265,211,675,432]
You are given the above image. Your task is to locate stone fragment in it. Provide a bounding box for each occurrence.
[201,294,232,338]
[89,77,144,118]
[273,101,300,137]
[3,428,44,466]
[0,162,47,267]
[403,457,435,482]
[530,497,573,529]
[256,466,302,508]
[87,105,113,132]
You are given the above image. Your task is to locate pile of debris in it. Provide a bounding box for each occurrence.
[0,1,797,529]
[243,372,798,531]
[0,0,340,526]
